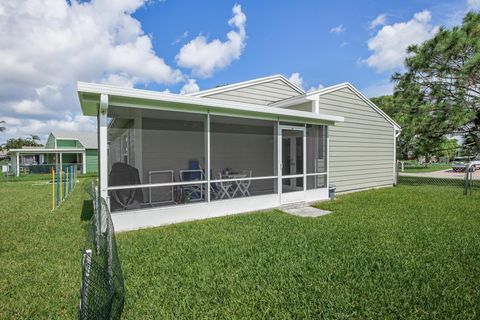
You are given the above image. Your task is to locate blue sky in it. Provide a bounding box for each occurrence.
[133,0,476,95]
[0,0,478,142]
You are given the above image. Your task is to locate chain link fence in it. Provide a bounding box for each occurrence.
[395,160,478,195]
[79,183,125,320]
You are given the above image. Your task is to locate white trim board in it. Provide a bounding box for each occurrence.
[9,148,85,154]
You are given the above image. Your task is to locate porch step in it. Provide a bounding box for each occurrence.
[280,202,332,218]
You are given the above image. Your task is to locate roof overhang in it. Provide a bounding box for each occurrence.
[77,82,344,126]
[8,148,85,154]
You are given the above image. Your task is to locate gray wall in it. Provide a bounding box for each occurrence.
[201,80,301,105]
[289,87,395,192]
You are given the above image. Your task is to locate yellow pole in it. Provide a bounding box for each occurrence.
[51,167,55,210]
[60,169,63,201]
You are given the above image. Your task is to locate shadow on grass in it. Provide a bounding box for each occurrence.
[81,199,93,221]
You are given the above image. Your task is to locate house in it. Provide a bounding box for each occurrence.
[77,75,400,231]
[9,131,98,176]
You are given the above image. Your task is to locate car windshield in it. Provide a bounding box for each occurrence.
[453,158,464,162]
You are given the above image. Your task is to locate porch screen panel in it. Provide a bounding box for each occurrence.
[107,107,207,211]
[306,125,327,190]
[210,115,277,198]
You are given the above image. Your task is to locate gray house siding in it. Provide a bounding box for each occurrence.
[201,80,301,105]
[288,87,395,192]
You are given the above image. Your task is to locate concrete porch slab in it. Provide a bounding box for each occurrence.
[280,203,332,218]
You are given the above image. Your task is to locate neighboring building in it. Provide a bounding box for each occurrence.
[77,74,400,231]
[9,131,98,176]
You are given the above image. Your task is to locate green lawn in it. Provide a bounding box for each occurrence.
[0,172,98,183]
[0,179,91,319]
[2,179,480,319]
[402,163,452,173]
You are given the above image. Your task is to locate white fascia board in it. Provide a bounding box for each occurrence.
[8,148,85,154]
[187,74,305,97]
[77,82,343,124]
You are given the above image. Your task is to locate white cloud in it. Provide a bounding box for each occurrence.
[288,73,304,90]
[330,24,346,34]
[468,0,480,9]
[364,10,438,72]
[0,0,183,142]
[9,99,53,116]
[288,72,323,92]
[175,4,247,78]
[307,84,324,93]
[369,14,387,29]
[172,31,189,45]
[180,79,200,94]
[1,114,96,143]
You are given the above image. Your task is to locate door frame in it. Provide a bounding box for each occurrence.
[278,124,306,204]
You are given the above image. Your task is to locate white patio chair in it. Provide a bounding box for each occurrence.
[216,172,233,200]
[238,170,252,197]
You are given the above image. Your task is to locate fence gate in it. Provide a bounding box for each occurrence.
[395,161,478,195]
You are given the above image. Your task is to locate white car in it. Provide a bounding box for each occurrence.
[452,156,480,171]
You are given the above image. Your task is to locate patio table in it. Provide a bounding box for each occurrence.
[222,173,249,197]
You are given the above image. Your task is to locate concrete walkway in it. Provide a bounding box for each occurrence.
[280,202,332,218]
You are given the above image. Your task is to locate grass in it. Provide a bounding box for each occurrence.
[402,163,452,173]
[117,185,480,319]
[0,172,97,183]
[0,178,91,319]
[2,178,480,319]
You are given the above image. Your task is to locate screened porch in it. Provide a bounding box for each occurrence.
[106,107,329,213]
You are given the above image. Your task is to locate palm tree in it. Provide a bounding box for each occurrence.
[29,134,40,142]
[0,120,5,132]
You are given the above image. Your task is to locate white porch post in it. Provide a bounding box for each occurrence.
[303,124,307,192]
[98,94,109,203]
[59,152,63,173]
[15,152,20,176]
[276,120,281,202]
[326,126,330,190]
[273,121,278,194]
[206,113,211,202]
[82,151,87,174]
